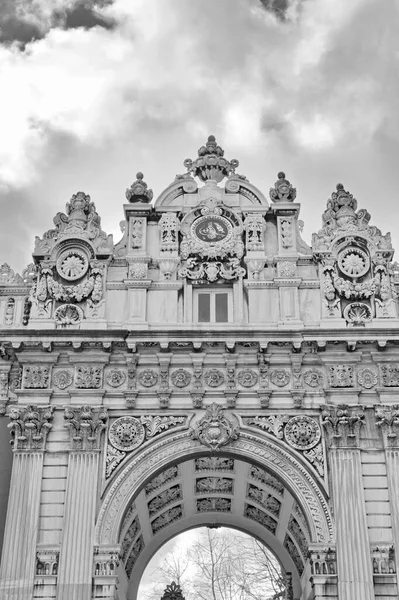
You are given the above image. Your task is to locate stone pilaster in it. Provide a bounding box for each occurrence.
[57,406,107,600]
[375,405,399,580]
[0,405,53,600]
[321,405,374,600]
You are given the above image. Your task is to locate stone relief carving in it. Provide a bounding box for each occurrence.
[288,515,308,557]
[247,484,281,517]
[148,484,182,517]
[237,369,258,388]
[151,505,182,534]
[54,303,83,327]
[380,365,399,386]
[183,135,239,183]
[204,369,225,388]
[371,545,396,574]
[195,457,234,472]
[244,214,266,251]
[269,172,297,203]
[190,403,239,450]
[284,416,321,451]
[303,369,323,388]
[159,213,179,253]
[36,549,59,576]
[244,415,289,439]
[130,219,144,249]
[196,477,233,495]
[52,369,73,390]
[138,369,158,388]
[106,445,126,478]
[244,503,277,534]
[357,367,378,389]
[109,417,145,452]
[321,404,365,448]
[249,465,284,496]
[64,406,107,451]
[328,365,354,387]
[4,297,15,326]
[8,405,53,450]
[145,466,179,496]
[171,368,191,388]
[197,497,232,512]
[105,369,126,388]
[125,535,144,578]
[121,516,140,561]
[309,546,336,576]
[277,261,297,278]
[74,366,102,389]
[0,369,9,415]
[270,369,290,387]
[284,534,304,576]
[23,365,50,389]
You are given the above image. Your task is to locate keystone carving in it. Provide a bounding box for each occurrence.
[321,404,365,448]
[8,405,54,450]
[190,403,239,451]
[64,405,108,451]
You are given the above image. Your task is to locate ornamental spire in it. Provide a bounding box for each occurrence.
[125,172,153,203]
[183,135,239,183]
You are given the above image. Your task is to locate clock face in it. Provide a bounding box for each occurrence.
[193,216,230,243]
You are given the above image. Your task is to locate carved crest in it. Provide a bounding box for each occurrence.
[190,403,239,450]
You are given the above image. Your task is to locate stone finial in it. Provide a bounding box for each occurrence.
[125,172,153,203]
[321,404,365,448]
[64,405,108,451]
[269,172,297,202]
[8,405,54,450]
[183,135,239,183]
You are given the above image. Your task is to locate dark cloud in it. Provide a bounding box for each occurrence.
[258,0,291,20]
[0,0,115,47]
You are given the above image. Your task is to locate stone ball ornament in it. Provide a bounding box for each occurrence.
[109,416,145,452]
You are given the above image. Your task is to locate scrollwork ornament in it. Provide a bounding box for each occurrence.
[190,403,239,450]
[237,369,258,388]
[171,369,191,388]
[284,416,321,451]
[138,369,158,388]
[109,416,145,452]
[106,369,126,388]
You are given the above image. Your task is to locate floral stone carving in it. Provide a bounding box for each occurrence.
[64,406,107,451]
[53,369,73,390]
[56,248,89,281]
[106,369,126,388]
[284,416,321,451]
[171,369,191,388]
[8,405,54,450]
[270,369,290,387]
[138,369,158,388]
[23,366,50,389]
[237,369,258,388]
[381,365,399,387]
[204,369,225,388]
[343,302,372,326]
[328,365,354,387]
[75,366,102,389]
[190,403,239,450]
[303,370,323,388]
[109,417,145,452]
[54,304,83,327]
[357,368,378,389]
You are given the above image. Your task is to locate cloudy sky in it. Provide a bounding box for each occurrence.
[0,0,398,273]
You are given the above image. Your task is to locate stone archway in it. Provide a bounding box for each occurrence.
[96,429,334,600]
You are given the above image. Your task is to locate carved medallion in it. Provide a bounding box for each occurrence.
[106,369,126,388]
[338,246,370,278]
[204,369,225,388]
[237,369,258,388]
[54,304,83,327]
[284,416,321,450]
[75,366,102,389]
[138,369,158,387]
[109,416,145,452]
[53,369,73,390]
[171,369,191,388]
[56,248,89,281]
[192,215,230,243]
[190,403,239,450]
[343,302,372,326]
[270,369,290,387]
[357,368,378,389]
[303,369,323,388]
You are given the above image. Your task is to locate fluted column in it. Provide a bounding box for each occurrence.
[0,405,53,600]
[322,405,374,600]
[376,405,399,578]
[57,406,107,600]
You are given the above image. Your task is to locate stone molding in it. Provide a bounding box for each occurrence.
[64,405,108,451]
[95,429,333,546]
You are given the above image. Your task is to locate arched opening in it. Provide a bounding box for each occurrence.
[138,526,290,600]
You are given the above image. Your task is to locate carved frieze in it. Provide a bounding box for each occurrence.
[380,364,399,387]
[148,484,182,517]
[204,369,225,388]
[195,457,234,472]
[249,466,284,496]
[246,484,281,516]
[151,505,182,534]
[244,503,277,534]
[159,213,179,253]
[125,535,144,578]
[237,369,258,388]
[121,516,140,561]
[197,498,231,512]
[8,405,53,450]
[196,477,233,495]
[284,534,304,576]
[303,369,323,388]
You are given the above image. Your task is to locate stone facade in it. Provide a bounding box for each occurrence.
[0,135,398,600]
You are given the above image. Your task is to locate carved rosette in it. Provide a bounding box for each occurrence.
[8,405,54,450]
[64,405,108,451]
[190,403,239,451]
[321,404,365,448]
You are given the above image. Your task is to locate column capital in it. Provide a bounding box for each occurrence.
[8,404,53,450]
[0,364,11,415]
[64,405,108,451]
[321,404,365,448]
[375,404,399,448]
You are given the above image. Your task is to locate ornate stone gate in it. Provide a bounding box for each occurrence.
[0,136,398,600]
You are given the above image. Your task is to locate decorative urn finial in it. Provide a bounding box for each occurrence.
[183,135,239,183]
[125,172,153,203]
[269,172,297,202]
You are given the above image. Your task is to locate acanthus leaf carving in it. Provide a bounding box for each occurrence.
[321,404,365,448]
[8,404,54,450]
[64,405,108,451]
[375,404,399,447]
